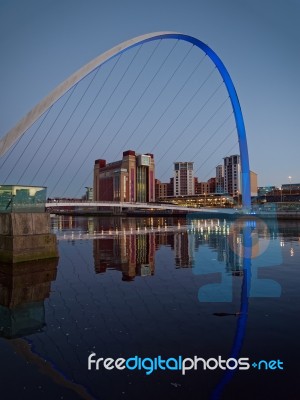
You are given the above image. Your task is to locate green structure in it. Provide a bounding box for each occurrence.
[0,185,47,213]
[0,185,58,263]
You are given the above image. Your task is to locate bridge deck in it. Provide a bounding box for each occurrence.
[46,201,236,214]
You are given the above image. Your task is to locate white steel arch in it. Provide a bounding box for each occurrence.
[0,32,175,157]
[0,31,251,208]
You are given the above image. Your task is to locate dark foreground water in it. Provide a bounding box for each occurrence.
[0,215,299,400]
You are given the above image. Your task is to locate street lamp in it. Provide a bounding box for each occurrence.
[279,188,282,203]
[288,176,292,195]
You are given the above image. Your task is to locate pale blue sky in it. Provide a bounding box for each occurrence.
[0,0,299,192]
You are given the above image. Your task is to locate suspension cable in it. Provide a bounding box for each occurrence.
[195,127,236,175]
[53,45,144,197]
[135,49,207,152]
[15,85,77,184]
[99,40,162,157]
[46,55,123,190]
[0,107,52,177]
[189,112,233,161]
[159,95,229,180]
[153,78,223,159]
[37,67,102,185]
[110,40,179,160]
[201,140,239,182]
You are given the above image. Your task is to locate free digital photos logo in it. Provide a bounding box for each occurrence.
[88,354,284,375]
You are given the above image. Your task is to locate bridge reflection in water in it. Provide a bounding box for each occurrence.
[52,215,284,283]
[1,215,298,399]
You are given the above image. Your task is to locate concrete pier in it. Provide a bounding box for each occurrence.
[0,212,58,263]
[0,257,58,338]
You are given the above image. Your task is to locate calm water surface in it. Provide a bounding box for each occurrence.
[0,215,299,400]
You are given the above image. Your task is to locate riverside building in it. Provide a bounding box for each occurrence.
[223,155,241,196]
[93,150,155,203]
[174,162,194,196]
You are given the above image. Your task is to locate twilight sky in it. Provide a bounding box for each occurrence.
[0,0,299,190]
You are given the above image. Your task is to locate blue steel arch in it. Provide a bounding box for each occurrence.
[0,32,250,208]
[125,33,250,209]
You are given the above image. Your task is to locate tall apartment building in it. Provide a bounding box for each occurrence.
[173,162,194,196]
[223,155,241,196]
[93,150,155,202]
[216,164,224,193]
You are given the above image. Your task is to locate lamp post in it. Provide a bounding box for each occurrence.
[288,176,292,195]
[279,188,283,203]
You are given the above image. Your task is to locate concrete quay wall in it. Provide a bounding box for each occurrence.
[0,213,58,263]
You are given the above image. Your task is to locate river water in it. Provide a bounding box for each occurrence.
[0,215,299,400]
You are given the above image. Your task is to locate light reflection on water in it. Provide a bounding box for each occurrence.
[0,216,299,400]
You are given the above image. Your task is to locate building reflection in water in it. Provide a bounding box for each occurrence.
[90,218,244,282]
[91,216,192,280]
[0,258,58,338]
[6,215,298,398]
[190,217,286,302]
[93,233,156,281]
[53,215,299,285]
